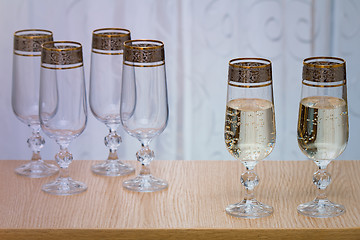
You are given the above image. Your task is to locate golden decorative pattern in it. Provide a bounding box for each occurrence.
[302,57,346,83]
[228,58,272,84]
[124,40,164,64]
[92,28,130,51]
[41,41,83,65]
[14,29,53,53]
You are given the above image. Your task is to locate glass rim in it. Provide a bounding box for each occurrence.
[92,28,130,37]
[303,56,345,69]
[229,58,271,69]
[14,29,53,39]
[42,41,82,52]
[124,39,164,50]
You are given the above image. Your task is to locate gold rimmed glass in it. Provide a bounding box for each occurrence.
[224,58,276,218]
[297,57,348,217]
[120,40,168,192]
[40,41,87,195]
[90,28,135,176]
[12,29,58,178]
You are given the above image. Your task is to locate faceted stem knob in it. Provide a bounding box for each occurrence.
[55,149,73,169]
[241,170,259,191]
[104,130,122,152]
[27,132,45,153]
[313,170,331,190]
[136,146,154,166]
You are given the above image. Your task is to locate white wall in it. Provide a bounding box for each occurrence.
[0,0,359,161]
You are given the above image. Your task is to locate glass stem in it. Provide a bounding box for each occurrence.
[104,127,121,161]
[313,162,331,201]
[59,166,70,179]
[241,162,259,201]
[140,164,151,176]
[244,187,255,201]
[55,142,73,179]
[108,151,118,160]
[28,125,45,162]
[31,152,41,162]
[137,142,154,177]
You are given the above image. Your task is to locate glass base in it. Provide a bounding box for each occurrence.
[15,161,58,178]
[91,160,135,176]
[297,198,345,218]
[42,177,87,195]
[226,199,273,218]
[123,175,168,192]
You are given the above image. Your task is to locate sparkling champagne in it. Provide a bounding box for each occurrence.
[297,96,348,160]
[225,98,276,161]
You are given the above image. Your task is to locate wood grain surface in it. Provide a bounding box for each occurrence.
[0,160,359,239]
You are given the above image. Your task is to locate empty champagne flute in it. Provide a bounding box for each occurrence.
[90,28,135,176]
[224,58,276,218]
[39,41,87,195]
[12,29,58,178]
[297,57,348,217]
[121,40,169,192]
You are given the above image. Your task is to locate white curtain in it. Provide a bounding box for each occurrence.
[0,0,359,161]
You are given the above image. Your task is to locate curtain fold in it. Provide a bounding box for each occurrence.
[0,0,359,161]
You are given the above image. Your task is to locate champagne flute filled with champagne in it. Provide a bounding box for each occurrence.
[224,58,276,218]
[297,57,348,218]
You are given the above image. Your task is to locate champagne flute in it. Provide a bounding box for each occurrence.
[121,40,168,192]
[90,28,135,176]
[297,57,348,217]
[39,41,87,195]
[224,58,276,218]
[12,29,58,178]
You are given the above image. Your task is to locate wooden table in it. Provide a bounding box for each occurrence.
[0,160,359,239]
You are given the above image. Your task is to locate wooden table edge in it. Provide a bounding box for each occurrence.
[1,228,360,240]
